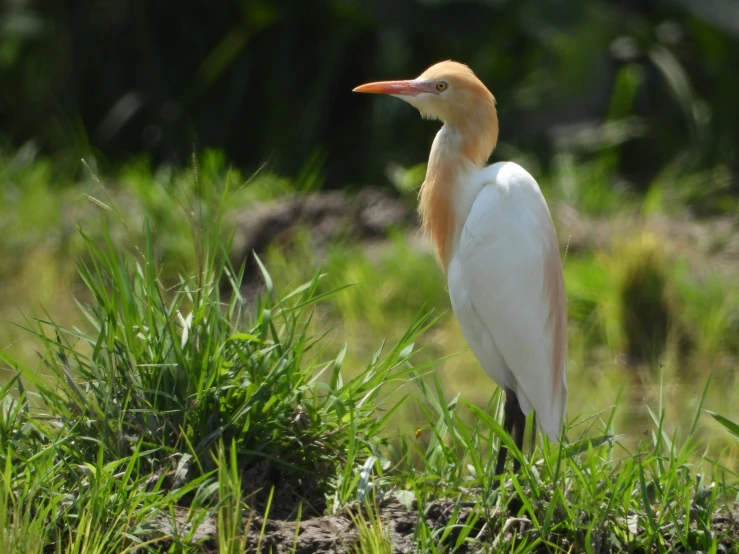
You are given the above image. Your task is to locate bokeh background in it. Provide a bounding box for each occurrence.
[1,0,738,456]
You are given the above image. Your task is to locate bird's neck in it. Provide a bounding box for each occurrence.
[419,112,499,270]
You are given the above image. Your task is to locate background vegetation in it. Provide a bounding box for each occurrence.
[1,0,739,550]
[1,0,738,192]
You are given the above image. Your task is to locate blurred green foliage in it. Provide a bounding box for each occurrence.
[1,0,738,196]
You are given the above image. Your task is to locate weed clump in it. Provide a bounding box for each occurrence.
[615,233,671,363]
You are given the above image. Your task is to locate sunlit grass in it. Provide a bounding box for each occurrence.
[0,178,737,551]
[1,150,738,550]
[0,149,299,377]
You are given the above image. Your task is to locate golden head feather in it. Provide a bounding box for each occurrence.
[354,61,500,267]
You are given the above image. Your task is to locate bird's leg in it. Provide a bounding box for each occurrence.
[494,389,519,476]
[511,399,526,473]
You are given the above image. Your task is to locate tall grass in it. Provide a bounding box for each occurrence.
[0,184,438,550]
[0,155,737,551]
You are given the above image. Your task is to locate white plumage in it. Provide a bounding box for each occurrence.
[447,161,567,441]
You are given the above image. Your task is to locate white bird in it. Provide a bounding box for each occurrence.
[354,61,567,474]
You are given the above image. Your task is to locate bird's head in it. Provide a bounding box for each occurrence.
[354,61,499,165]
[353,60,496,127]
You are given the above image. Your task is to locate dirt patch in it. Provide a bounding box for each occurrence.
[230,188,417,285]
[146,498,480,553]
[143,497,739,553]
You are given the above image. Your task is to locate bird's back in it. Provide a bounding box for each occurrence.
[448,162,567,441]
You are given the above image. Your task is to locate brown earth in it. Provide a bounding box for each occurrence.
[144,496,739,553]
[230,187,418,287]
[147,497,486,553]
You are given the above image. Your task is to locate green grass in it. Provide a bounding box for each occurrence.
[0,149,297,379]
[1,151,738,551]
[0,184,443,550]
[0,187,737,552]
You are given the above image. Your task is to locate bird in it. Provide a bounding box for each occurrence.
[353,61,567,475]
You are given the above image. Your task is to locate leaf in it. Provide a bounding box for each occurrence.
[177,311,193,349]
[564,434,625,457]
[357,456,376,502]
[706,411,739,441]
[227,333,264,343]
[253,253,273,295]
[393,490,416,510]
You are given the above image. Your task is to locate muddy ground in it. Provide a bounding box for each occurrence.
[147,495,739,553]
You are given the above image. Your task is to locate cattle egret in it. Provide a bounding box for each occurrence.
[354,61,567,475]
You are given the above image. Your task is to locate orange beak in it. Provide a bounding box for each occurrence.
[353,80,434,96]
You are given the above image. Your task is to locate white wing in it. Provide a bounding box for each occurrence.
[447,162,567,441]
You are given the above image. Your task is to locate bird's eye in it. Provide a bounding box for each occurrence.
[436,81,448,92]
